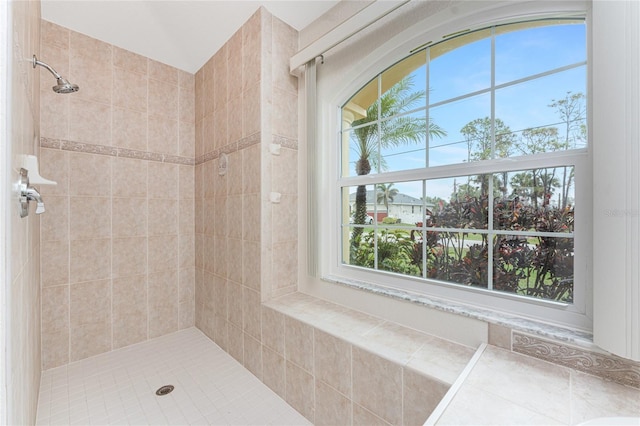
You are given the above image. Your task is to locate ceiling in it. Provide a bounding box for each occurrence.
[41,0,340,74]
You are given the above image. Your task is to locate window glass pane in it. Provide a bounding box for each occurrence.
[429,30,492,104]
[428,93,491,166]
[376,228,422,277]
[495,21,586,85]
[494,167,575,232]
[427,175,490,230]
[495,67,587,155]
[344,122,378,177]
[493,234,574,302]
[381,51,427,110]
[426,231,489,288]
[379,111,427,172]
[342,78,377,131]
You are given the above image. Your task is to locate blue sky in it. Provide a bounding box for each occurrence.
[346,21,587,201]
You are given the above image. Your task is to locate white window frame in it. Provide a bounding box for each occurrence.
[317,1,593,332]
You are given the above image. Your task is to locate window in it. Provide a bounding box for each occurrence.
[338,19,588,319]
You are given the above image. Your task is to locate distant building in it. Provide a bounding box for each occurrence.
[348,190,434,224]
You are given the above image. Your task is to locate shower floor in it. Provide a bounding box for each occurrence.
[35,328,311,425]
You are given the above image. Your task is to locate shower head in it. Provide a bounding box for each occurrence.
[32,55,79,94]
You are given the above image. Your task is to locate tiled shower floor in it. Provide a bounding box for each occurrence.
[35,328,311,425]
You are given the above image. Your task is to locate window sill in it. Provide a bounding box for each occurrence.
[322,274,595,349]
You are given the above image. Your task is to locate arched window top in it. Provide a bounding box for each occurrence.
[341,18,587,175]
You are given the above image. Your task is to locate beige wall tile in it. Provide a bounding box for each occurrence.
[226,195,242,239]
[69,152,111,196]
[403,367,449,426]
[113,108,148,151]
[112,68,147,112]
[212,276,227,320]
[70,49,112,106]
[148,162,178,199]
[242,12,261,93]
[41,285,70,369]
[352,347,402,425]
[243,287,261,339]
[148,198,177,236]
[315,380,352,426]
[39,148,69,196]
[272,87,297,139]
[272,194,297,243]
[213,315,229,351]
[68,98,112,145]
[226,152,242,196]
[112,197,147,238]
[242,193,260,242]
[112,237,147,278]
[148,235,178,273]
[148,270,179,338]
[272,147,297,195]
[406,336,475,385]
[40,195,68,242]
[314,329,351,397]
[41,20,69,49]
[113,46,147,74]
[179,120,195,158]
[113,157,147,198]
[213,46,228,111]
[242,240,260,291]
[112,275,147,349]
[213,105,228,150]
[244,333,263,379]
[272,17,298,95]
[148,79,178,120]
[69,238,111,283]
[227,238,242,284]
[488,323,512,350]
[179,300,195,329]
[352,403,390,426]
[228,323,244,363]
[227,96,243,144]
[179,83,196,124]
[148,116,178,155]
[242,83,261,137]
[261,307,284,355]
[285,361,315,423]
[179,234,195,269]
[213,237,227,277]
[227,280,243,327]
[285,317,314,374]
[272,241,297,290]
[40,88,70,140]
[41,240,69,287]
[262,346,285,398]
[70,280,112,361]
[149,60,179,85]
[69,196,111,240]
[178,70,194,89]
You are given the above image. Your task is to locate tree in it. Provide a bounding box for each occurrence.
[350,75,446,242]
[549,92,586,208]
[516,127,560,208]
[460,117,516,198]
[376,183,399,213]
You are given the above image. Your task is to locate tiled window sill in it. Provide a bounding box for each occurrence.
[323,275,594,347]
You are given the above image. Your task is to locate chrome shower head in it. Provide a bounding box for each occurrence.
[32,55,79,94]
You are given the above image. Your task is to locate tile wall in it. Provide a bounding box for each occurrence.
[7,0,42,424]
[38,20,196,369]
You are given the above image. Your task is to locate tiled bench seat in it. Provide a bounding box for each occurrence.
[262,292,476,425]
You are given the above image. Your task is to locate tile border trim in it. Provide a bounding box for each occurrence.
[41,137,195,165]
[513,332,640,389]
[195,132,263,165]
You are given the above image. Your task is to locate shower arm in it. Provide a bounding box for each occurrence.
[32,55,63,80]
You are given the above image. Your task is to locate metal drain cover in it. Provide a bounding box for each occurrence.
[155,385,174,396]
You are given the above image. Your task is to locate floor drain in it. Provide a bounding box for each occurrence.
[155,385,174,396]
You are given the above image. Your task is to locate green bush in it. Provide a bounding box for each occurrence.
[382,217,400,224]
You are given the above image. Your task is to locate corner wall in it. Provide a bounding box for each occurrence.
[5,0,42,424]
[193,0,300,407]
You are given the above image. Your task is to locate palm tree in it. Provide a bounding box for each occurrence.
[351,75,446,238]
[377,183,399,214]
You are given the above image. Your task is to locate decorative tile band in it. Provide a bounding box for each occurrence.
[195,132,263,165]
[513,332,640,389]
[273,134,298,150]
[40,137,195,165]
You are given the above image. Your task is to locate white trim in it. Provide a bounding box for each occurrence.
[592,0,640,361]
[290,0,410,73]
[0,0,10,422]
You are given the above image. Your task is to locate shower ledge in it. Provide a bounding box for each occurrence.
[425,344,640,425]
